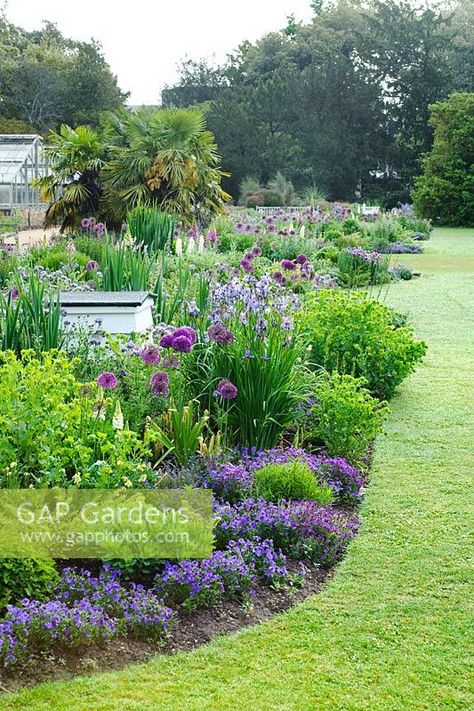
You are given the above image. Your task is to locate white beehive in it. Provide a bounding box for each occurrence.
[59,292,154,334]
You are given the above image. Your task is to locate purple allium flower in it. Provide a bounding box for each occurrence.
[173,326,197,345]
[162,354,180,369]
[140,344,161,366]
[160,333,174,348]
[171,335,192,353]
[86,260,98,271]
[208,323,235,345]
[97,371,118,389]
[251,246,262,257]
[214,379,238,400]
[81,217,91,229]
[281,259,296,271]
[207,229,218,243]
[150,370,169,397]
[295,254,308,265]
[240,258,253,274]
[9,285,19,300]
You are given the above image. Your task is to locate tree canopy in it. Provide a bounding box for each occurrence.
[162,0,474,205]
[0,14,127,132]
[413,93,474,226]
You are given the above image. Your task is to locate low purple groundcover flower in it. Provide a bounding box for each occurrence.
[214,379,238,400]
[150,370,169,397]
[154,538,292,611]
[214,497,359,567]
[198,461,253,503]
[378,242,422,254]
[0,567,174,668]
[140,343,161,366]
[97,371,118,389]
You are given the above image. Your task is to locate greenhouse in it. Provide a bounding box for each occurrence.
[0,134,48,211]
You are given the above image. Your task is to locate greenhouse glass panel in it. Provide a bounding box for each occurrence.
[0,135,48,210]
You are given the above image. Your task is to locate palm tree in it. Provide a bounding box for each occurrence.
[33,125,105,231]
[100,107,230,225]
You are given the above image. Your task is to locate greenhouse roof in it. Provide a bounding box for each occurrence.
[0,134,43,183]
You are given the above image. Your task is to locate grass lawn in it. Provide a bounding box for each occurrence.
[1,228,473,710]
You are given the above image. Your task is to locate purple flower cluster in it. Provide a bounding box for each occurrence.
[97,371,118,389]
[239,246,262,274]
[55,567,174,640]
[0,598,118,668]
[214,378,238,400]
[155,538,292,611]
[140,343,161,365]
[378,242,422,254]
[345,247,381,264]
[199,461,253,502]
[214,498,359,567]
[206,229,219,245]
[315,456,365,505]
[150,370,169,397]
[160,326,197,353]
[208,322,235,345]
[85,259,99,271]
[81,217,106,237]
[209,274,299,326]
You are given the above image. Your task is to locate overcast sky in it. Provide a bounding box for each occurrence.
[6,0,314,104]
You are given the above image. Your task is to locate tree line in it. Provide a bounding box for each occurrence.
[0,14,126,133]
[162,0,474,206]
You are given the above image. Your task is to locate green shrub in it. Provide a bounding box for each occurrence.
[413,93,474,227]
[246,188,283,207]
[0,558,58,610]
[252,461,334,504]
[0,350,154,488]
[301,290,427,400]
[341,217,363,235]
[217,231,254,253]
[332,233,367,249]
[74,235,105,263]
[336,250,390,287]
[308,373,389,462]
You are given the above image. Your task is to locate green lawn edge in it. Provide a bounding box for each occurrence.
[1,228,473,711]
